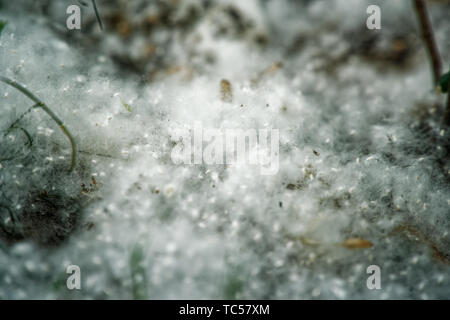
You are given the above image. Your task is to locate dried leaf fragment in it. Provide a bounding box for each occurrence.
[220,79,233,103]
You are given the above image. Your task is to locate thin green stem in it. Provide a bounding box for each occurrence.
[7,126,34,147]
[413,0,442,86]
[0,76,77,172]
[4,103,39,137]
[91,0,103,30]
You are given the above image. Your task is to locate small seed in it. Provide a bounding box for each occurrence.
[340,238,373,249]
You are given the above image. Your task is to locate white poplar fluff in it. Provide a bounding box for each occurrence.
[0,0,449,299]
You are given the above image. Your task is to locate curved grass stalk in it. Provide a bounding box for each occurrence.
[0,76,77,172]
[4,103,38,147]
[7,126,34,147]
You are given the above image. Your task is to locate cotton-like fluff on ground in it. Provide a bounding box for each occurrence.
[0,0,449,299]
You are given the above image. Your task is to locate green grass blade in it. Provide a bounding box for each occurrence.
[91,0,104,30]
[0,76,77,171]
[439,71,450,93]
[0,21,7,37]
[129,245,148,300]
[6,126,34,147]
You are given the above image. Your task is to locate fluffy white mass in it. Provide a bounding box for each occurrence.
[0,0,449,299]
